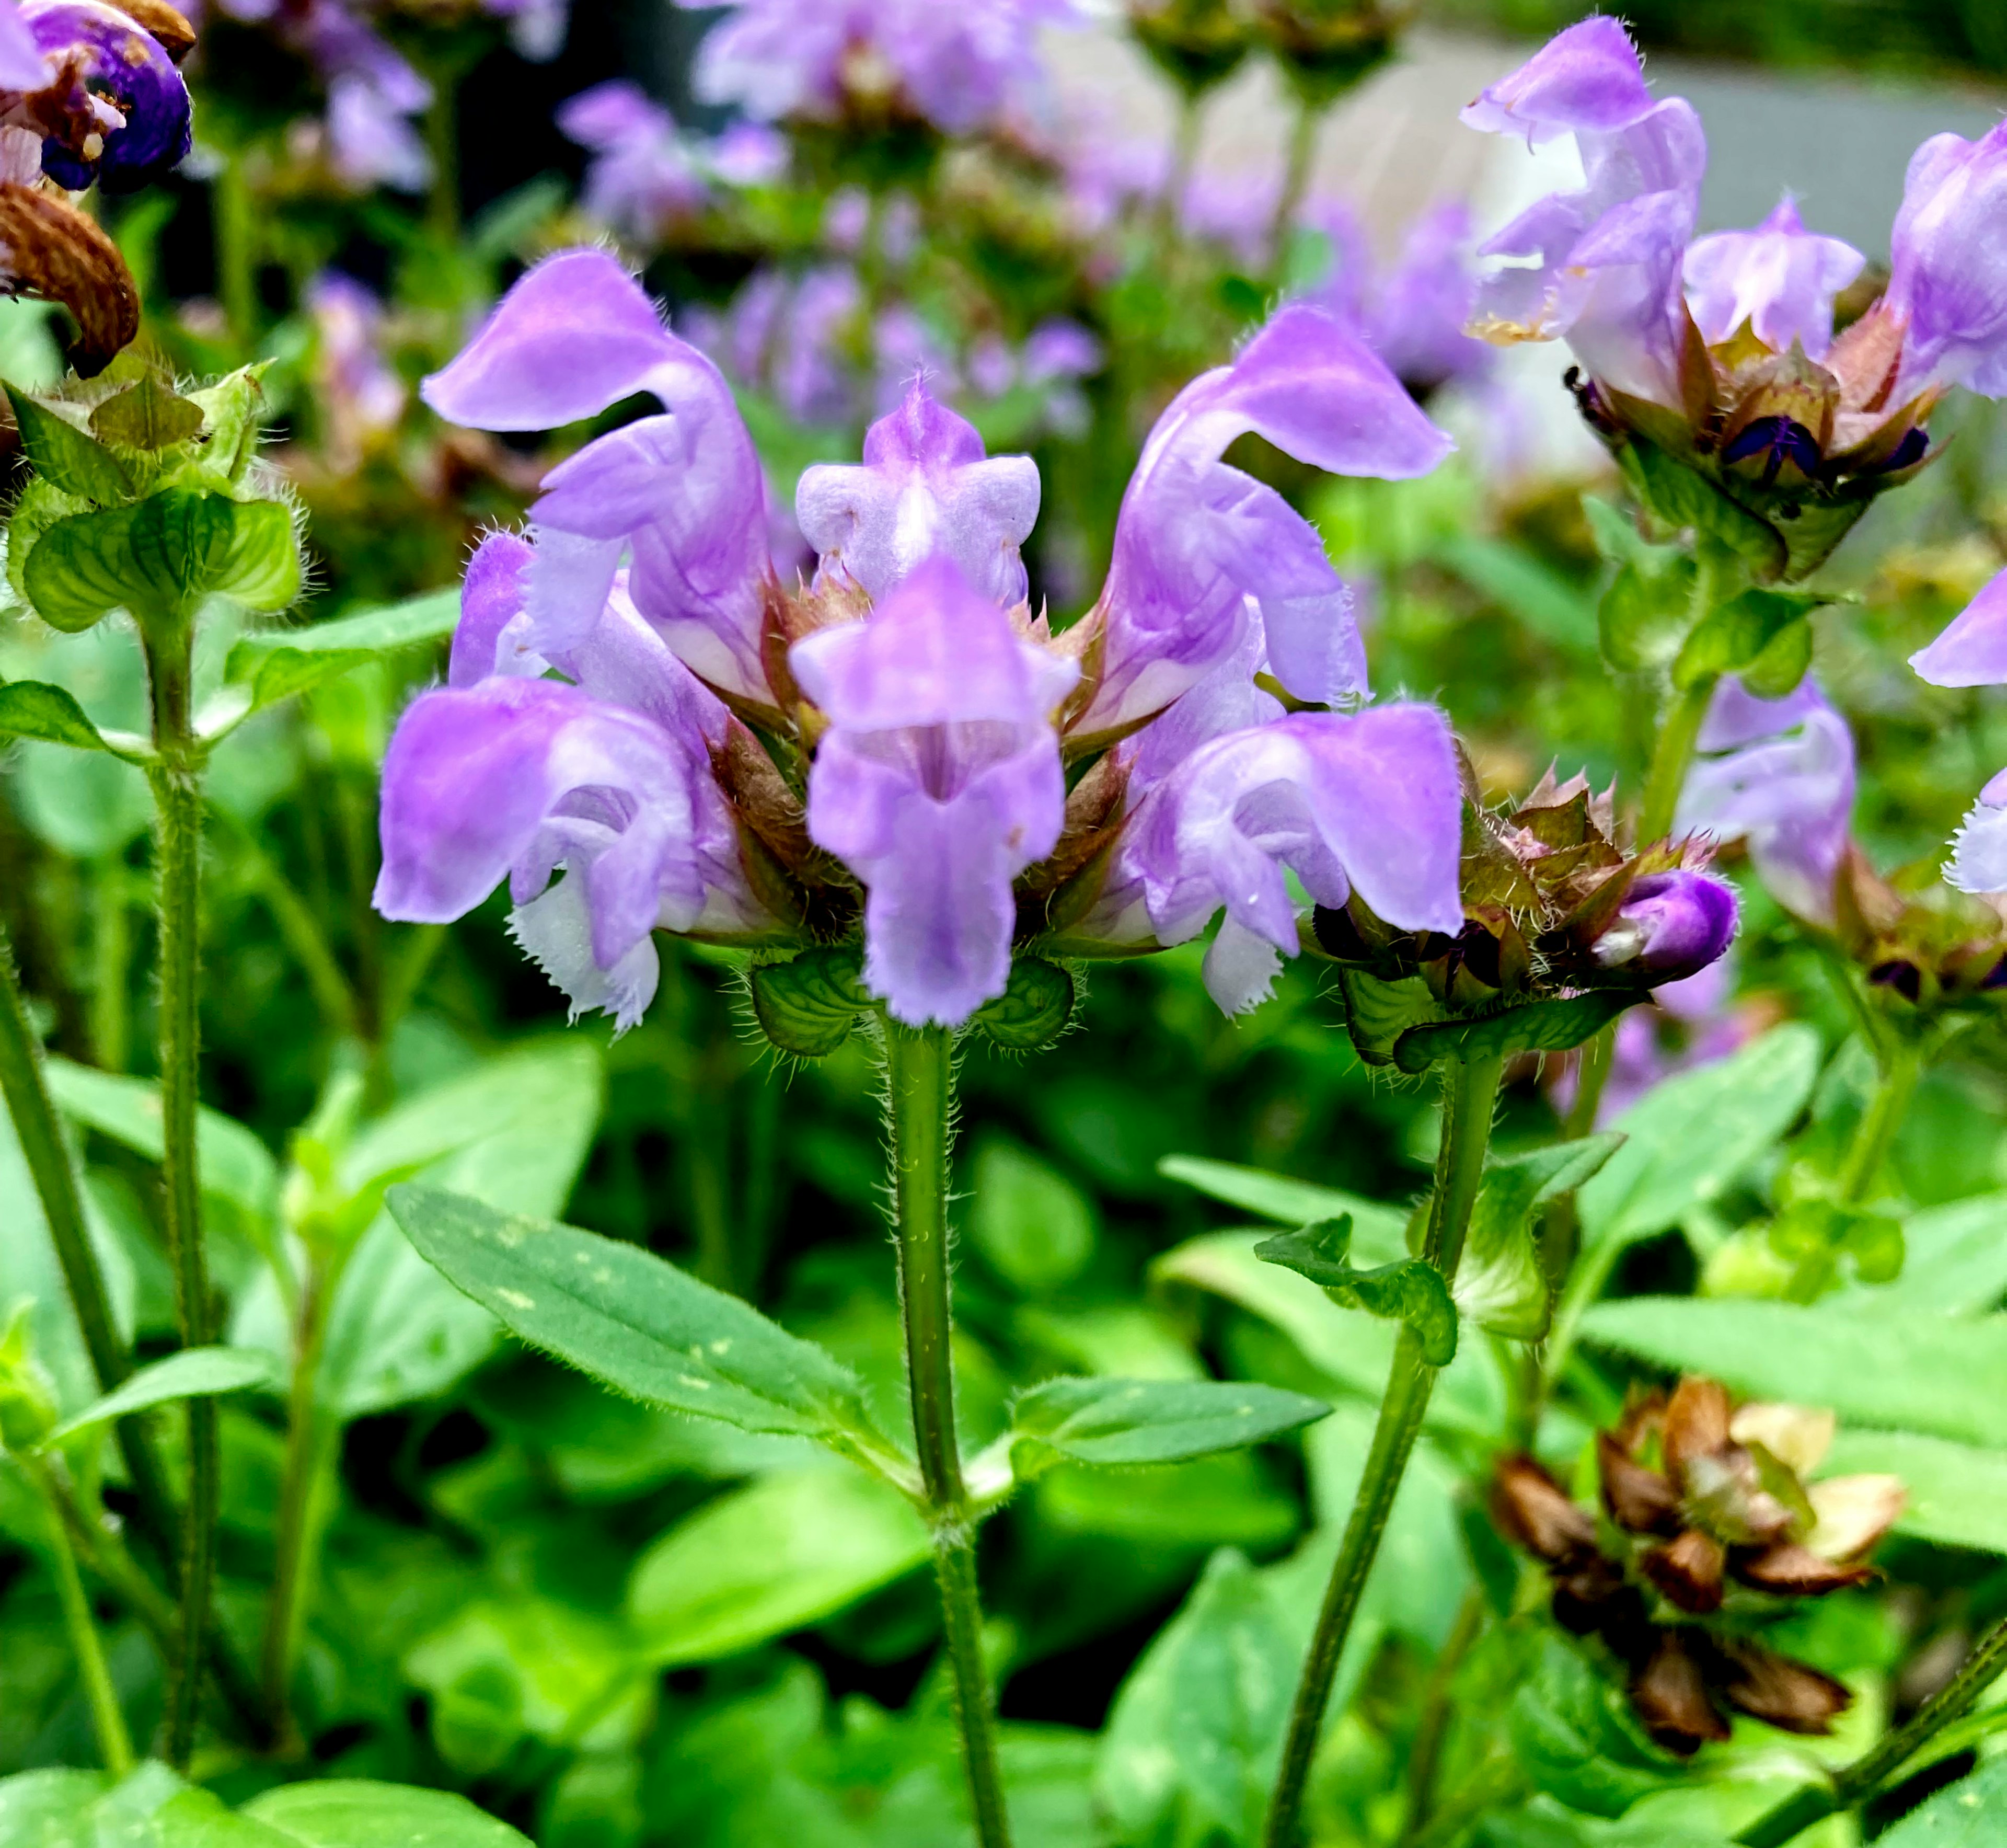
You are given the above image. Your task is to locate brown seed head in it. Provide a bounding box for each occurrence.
[1597,1430,1682,1536]
[1642,1528,1727,1614]
[1629,1629,1730,1756]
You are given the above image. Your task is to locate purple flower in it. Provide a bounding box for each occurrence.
[1683,198,1864,360]
[1676,676,1855,924]
[1079,303,1453,741]
[23,0,191,192]
[1461,18,1704,408]
[377,532,769,1031]
[1094,702,1466,1014]
[1591,870,1738,983]
[307,270,405,466]
[1946,768,2007,895]
[481,0,569,61]
[677,0,1076,137]
[0,3,48,91]
[796,381,1041,607]
[1886,122,2007,398]
[791,556,1075,1025]
[423,249,775,704]
[1911,564,2007,687]
[559,81,709,240]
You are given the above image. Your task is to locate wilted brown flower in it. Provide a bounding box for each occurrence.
[1493,1374,1903,1755]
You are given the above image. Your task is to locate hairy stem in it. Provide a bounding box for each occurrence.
[1264,1050,1505,1848]
[90,856,130,1073]
[1838,1039,1920,1206]
[0,925,186,1589]
[1638,672,1716,845]
[884,1024,1011,1848]
[145,625,217,1770]
[214,148,258,354]
[31,1458,133,1776]
[1734,1614,2007,1847]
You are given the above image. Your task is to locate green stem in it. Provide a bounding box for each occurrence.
[215,148,258,354]
[1735,1613,2007,1847]
[260,1252,337,1750]
[1264,1050,1504,1848]
[1267,96,1321,280]
[1838,1039,1920,1207]
[90,856,130,1073]
[883,1024,1011,1848]
[30,1458,133,1776]
[1398,1589,1486,1844]
[1638,673,1716,845]
[0,925,185,1586]
[144,625,217,1771]
[214,806,359,1042]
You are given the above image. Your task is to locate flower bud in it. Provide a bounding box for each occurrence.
[1592,871,1737,984]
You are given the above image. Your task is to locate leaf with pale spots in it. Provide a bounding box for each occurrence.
[1006,1376,1328,1480]
[386,1184,899,1473]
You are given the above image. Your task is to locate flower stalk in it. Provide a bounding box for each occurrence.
[1734,1614,2007,1846]
[1263,1048,1505,1848]
[883,1024,1012,1848]
[29,1456,133,1777]
[144,622,220,1771]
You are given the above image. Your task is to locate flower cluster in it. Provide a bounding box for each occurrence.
[1494,1378,1902,1755]
[375,248,1473,1030]
[1463,19,2007,579]
[0,0,193,365]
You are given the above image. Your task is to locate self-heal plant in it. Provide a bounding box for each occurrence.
[372,245,1474,1844]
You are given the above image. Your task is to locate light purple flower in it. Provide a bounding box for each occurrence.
[0,1,48,92]
[1079,303,1453,740]
[423,249,775,703]
[1683,198,1864,360]
[1911,564,2007,687]
[678,0,1076,137]
[1886,122,2007,399]
[559,81,708,240]
[1097,702,1465,1014]
[326,65,429,192]
[1676,676,1855,924]
[791,556,1075,1026]
[1946,768,2007,895]
[481,0,569,61]
[307,270,405,465]
[1461,18,1705,407]
[1563,957,1749,1127]
[797,380,1041,607]
[378,533,765,1030]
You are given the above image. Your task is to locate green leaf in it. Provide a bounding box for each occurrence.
[1577,1023,1821,1251]
[1739,605,1815,698]
[1254,1217,1458,1365]
[1392,991,1646,1075]
[47,1344,276,1442]
[204,499,302,613]
[1336,967,1440,1066]
[1621,437,1786,580]
[184,364,268,486]
[0,1765,294,1848]
[41,1056,279,1217]
[1158,1154,1409,1260]
[241,1782,533,1848]
[627,1467,929,1667]
[5,386,130,503]
[971,956,1075,1050]
[385,1184,892,1460]
[1095,1548,1295,1848]
[1433,533,1597,652]
[1459,1135,1624,1340]
[1870,1753,2007,1845]
[1671,585,1828,690]
[1007,1376,1326,1477]
[1821,1429,2007,1557]
[89,375,204,451]
[1598,555,1694,671]
[968,1137,1095,1294]
[222,587,460,715]
[1581,1297,2007,1447]
[0,680,139,756]
[748,947,871,1056]
[1509,1637,1680,1818]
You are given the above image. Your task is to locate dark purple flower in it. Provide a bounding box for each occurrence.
[25,0,191,191]
[1593,870,1738,982]
[1886,121,2007,399]
[1676,677,1854,925]
[791,556,1075,1025]
[1461,17,1704,409]
[796,380,1041,607]
[1683,198,1864,360]
[1079,302,1453,741]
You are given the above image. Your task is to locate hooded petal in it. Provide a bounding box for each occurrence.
[795,379,1041,607]
[1459,17,1654,143]
[1114,702,1464,1013]
[422,247,688,430]
[1910,565,2007,687]
[448,530,546,686]
[1887,122,2007,397]
[1082,306,1450,736]
[1678,676,1855,924]
[1683,198,1865,360]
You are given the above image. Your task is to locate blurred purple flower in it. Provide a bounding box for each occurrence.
[1676,675,1855,924]
[559,81,709,238]
[1562,957,1751,1127]
[677,0,1077,136]
[306,270,405,466]
[792,557,1075,1024]
[480,0,569,61]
